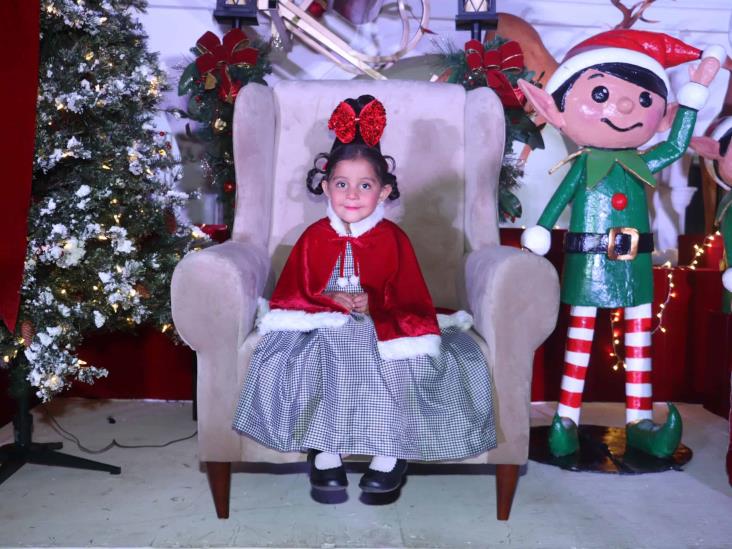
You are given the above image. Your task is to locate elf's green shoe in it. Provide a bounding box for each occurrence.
[625,403,683,459]
[549,413,579,457]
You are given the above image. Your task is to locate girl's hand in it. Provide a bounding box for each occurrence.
[324,292,354,311]
[352,292,369,314]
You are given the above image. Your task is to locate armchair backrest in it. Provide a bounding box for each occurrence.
[231,80,505,309]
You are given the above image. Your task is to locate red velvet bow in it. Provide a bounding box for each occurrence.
[464,39,526,109]
[327,99,387,147]
[195,29,259,104]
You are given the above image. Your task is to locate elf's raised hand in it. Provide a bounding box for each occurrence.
[689,55,722,87]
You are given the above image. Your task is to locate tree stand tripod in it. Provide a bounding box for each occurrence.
[0,368,120,485]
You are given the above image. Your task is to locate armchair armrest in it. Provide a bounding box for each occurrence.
[465,245,559,352]
[171,240,270,352]
[464,245,559,463]
[171,241,270,462]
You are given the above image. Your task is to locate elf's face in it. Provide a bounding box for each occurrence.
[560,69,667,149]
[322,157,391,228]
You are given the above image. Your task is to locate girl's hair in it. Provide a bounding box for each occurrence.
[551,62,668,113]
[306,95,400,200]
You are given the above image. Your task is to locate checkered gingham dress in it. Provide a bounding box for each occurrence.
[232,243,496,460]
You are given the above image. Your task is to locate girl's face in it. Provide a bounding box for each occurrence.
[321,157,392,227]
[561,69,667,149]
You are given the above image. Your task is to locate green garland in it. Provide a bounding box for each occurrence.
[176,30,272,229]
[440,36,544,222]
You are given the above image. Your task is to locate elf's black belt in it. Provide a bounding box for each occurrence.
[565,228,653,261]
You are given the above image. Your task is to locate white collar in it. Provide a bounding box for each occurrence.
[326,201,385,238]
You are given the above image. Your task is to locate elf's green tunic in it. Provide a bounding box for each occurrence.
[537,107,697,308]
[716,190,732,313]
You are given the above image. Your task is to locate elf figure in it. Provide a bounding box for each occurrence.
[690,118,732,313]
[689,118,732,486]
[517,29,725,458]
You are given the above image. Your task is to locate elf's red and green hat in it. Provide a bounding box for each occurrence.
[545,29,725,94]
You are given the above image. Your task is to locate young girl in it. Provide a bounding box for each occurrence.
[232,95,496,494]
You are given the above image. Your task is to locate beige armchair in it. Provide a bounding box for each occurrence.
[171,80,559,520]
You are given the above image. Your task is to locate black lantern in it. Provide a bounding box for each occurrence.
[455,0,498,42]
[214,0,261,28]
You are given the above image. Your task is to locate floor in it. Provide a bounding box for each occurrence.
[0,399,730,548]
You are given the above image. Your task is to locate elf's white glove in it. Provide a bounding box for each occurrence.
[723,267,732,292]
[521,225,551,256]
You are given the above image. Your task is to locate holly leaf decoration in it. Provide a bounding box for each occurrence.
[507,110,545,150]
[178,62,199,96]
[499,187,522,222]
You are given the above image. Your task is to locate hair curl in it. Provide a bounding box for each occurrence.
[306,95,399,200]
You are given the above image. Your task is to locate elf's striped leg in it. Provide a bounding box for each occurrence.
[550,305,596,457]
[624,303,653,423]
[556,305,597,424]
[624,303,683,458]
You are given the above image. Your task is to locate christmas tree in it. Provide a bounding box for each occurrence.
[0,0,204,401]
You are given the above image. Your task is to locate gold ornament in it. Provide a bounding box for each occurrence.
[204,72,217,90]
[213,118,228,133]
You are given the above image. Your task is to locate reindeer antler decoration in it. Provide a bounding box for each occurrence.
[611,0,659,29]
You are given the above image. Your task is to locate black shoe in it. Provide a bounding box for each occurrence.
[359,459,408,493]
[307,450,348,491]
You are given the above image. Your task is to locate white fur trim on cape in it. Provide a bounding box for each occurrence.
[437,310,473,331]
[377,334,441,361]
[256,298,349,334]
[546,48,669,94]
[327,201,385,237]
[677,81,709,111]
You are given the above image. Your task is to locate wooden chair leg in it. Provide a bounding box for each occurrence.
[495,464,519,520]
[206,461,231,519]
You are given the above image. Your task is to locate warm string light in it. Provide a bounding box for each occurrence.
[609,308,625,371]
[688,232,717,270]
[652,264,674,335]
[609,230,719,372]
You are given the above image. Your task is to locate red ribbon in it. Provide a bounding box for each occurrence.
[327,99,387,147]
[195,28,259,103]
[464,39,526,109]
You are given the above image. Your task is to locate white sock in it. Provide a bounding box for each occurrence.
[314,451,342,470]
[369,455,397,472]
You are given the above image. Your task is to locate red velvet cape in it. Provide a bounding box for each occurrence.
[269,217,440,343]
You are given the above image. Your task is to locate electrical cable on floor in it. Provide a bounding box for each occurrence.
[41,406,197,455]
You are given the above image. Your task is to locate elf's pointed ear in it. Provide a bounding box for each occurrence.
[518,79,565,129]
[690,136,722,160]
[657,102,679,134]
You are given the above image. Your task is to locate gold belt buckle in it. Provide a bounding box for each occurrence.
[607,227,639,260]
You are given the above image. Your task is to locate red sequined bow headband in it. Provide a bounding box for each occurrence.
[327,98,387,147]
